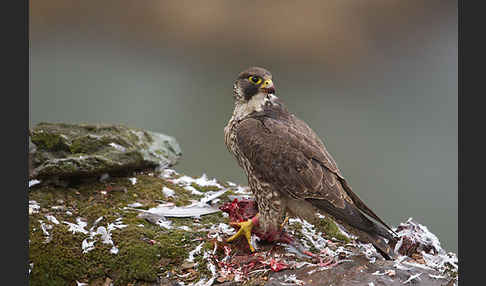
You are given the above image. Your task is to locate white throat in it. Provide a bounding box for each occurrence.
[233,93,277,120]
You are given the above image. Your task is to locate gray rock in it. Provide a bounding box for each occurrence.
[29,122,182,179]
[267,255,455,286]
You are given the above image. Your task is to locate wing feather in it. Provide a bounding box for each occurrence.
[236,115,394,233]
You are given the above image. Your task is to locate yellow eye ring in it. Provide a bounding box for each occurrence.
[249,76,262,85]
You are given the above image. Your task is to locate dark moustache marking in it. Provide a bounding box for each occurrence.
[243,84,260,100]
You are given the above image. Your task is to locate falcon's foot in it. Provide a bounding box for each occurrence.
[280,216,289,229]
[227,215,260,252]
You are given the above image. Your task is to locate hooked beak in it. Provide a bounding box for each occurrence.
[260,79,275,94]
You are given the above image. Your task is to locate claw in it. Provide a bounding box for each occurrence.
[280,216,289,229]
[227,219,256,252]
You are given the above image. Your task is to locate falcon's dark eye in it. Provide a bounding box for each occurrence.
[249,76,262,85]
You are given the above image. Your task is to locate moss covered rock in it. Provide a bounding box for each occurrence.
[28,168,458,286]
[29,123,182,179]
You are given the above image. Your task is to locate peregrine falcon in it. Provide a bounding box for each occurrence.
[224,67,397,260]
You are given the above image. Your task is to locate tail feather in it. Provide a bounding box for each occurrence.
[308,198,397,260]
[361,231,396,260]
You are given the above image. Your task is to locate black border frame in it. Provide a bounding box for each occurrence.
[6,0,29,284]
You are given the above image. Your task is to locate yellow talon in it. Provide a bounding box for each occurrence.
[280,216,289,229]
[227,219,255,252]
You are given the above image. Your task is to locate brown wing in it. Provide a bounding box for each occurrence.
[291,116,395,233]
[236,115,394,233]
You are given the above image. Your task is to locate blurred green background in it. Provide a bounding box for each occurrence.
[30,1,457,252]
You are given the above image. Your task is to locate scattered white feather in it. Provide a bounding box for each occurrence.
[197,189,229,207]
[428,274,446,279]
[45,215,60,225]
[394,218,458,276]
[110,246,119,254]
[162,186,175,197]
[39,220,52,237]
[394,237,404,254]
[145,203,220,218]
[422,250,458,274]
[82,238,95,253]
[295,261,315,269]
[159,168,177,179]
[76,281,88,286]
[393,256,411,271]
[288,218,328,250]
[282,274,305,285]
[233,185,250,194]
[204,223,235,242]
[156,219,173,229]
[170,174,223,195]
[171,175,197,185]
[128,177,137,185]
[187,242,204,262]
[85,218,126,253]
[140,189,227,219]
[203,251,218,286]
[357,242,379,263]
[29,200,40,215]
[109,142,126,152]
[194,174,223,189]
[250,235,260,251]
[190,251,218,286]
[63,218,89,235]
[429,274,447,279]
[127,202,143,207]
[402,273,422,284]
[217,223,235,236]
[396,218,442,254]
[96,226,112,244]
[90,216,104,231]
[29,179,41,188]
[335,246,354,257]
[109,218,128,230]
[186,186,203,195]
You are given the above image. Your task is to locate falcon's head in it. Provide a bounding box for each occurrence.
[233,67,276,102]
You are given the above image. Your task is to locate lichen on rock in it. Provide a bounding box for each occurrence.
[29,123,182,180]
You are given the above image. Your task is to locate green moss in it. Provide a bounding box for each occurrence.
[69,136,104,154]
[314,216,350,243]
[29,221,168,285]
[30,170,365,285]
[190,183,221,193]
[107,240,160,284]
[29,223,93,286]
[199,213,224,225]
[31,132,64,151]
[28,172,230,285]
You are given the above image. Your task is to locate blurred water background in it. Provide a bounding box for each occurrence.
[30,1,457,252]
